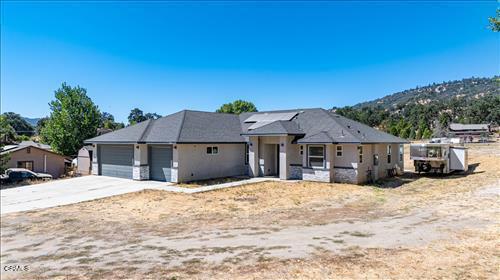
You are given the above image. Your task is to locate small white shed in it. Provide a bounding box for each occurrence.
[77,146,93,175]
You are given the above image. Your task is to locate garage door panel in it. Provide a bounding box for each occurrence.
[99,145,133,179]
[149,145,172,181]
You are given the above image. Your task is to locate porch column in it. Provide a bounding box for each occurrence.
[248,136,260,177]
[133,144,149,180]
[91,144,99,175]
[279,136,291,180]
[326,144,334,182]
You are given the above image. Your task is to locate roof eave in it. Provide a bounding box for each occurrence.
[240,133,305,136]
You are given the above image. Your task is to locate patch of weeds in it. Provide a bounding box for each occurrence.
[332,239,344,244]
[62,235,81,242]
[61,218,78,224]
[312,236,322,240]
[83,245,96,250]
[349,231,374,237]
[218,234,237,238]
[223,256,243,264]
[242,231,270,236]
[77,257,100,264]
[257,254,273,262]
[340,231,350,235]
[182,258,203,265]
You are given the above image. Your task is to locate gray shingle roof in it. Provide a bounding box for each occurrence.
[86,108,407,144]
[85,110,245,144]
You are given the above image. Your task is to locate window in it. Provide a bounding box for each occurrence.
[373,154,379,166]
[399,144,404,161]
[206,146,218,155]
[387,145,392,164]
[336,145,343,157]
[358,146,363,163]
[308,145,325,168]
[17,161,34,171]
[245,144,249,164]
[26,147,31,154]
[300,145,303,155]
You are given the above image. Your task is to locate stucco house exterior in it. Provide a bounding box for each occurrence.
[1,141,67,178]
[85,108,407,184]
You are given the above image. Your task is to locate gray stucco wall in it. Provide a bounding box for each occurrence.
[175,143,247,182]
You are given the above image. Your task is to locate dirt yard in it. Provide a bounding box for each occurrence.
[1,143,499,279]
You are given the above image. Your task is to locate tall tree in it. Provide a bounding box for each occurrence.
[35,117,49,135]
[128,108,146,125]
[41,83,101,156]
[0,115,17,145]
[100,112,125,130]
[128,108,161,125]
[1,112,34,136]
[216,100,258,115]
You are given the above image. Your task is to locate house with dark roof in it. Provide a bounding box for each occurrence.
[85,108,407,184]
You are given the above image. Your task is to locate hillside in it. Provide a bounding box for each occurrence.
[354,76,499,109]
[335,76,500,140]
[23,117,41,127]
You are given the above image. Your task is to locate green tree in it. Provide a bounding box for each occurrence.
[489,9,500,32]
[100,112,125,130]
[128,108,146,125]
[41,83,101,156]
[216,100,258,115]
[0,115,17,145]
[35,117,49,135]
[144,112,162,120]
[0,151,9,174]
[1,112,34,136]
[422,128,433,139]
[128,109,161,125]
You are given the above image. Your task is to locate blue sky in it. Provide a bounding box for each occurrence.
[1,1,498,123]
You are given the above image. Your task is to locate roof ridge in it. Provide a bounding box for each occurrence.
[138,119,154,142]
[320,109,360,141]
[175,110,188,142]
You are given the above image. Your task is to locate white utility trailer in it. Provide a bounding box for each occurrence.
[410,143,468,174]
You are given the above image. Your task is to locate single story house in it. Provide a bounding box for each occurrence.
[85,108,407,184]
[1,141,67,178]
[448,123,491,143]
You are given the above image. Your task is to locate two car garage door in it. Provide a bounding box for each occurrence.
[98,144,172,181]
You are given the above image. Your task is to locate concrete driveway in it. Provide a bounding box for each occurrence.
[1,176,169,215]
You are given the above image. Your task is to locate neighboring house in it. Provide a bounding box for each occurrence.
[76,145,94,175]
[1,141,67,178]
[448,123,491,143]
[85,108,407,184]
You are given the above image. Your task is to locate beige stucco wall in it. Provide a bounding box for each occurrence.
[6,147,66,178]
[175,143,247,182]
[261,144,277,176]
[300,143,404,184]
[333,144,358,168]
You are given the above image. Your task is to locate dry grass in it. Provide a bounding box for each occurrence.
[175,176,249,188]
[1,143,499,280]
